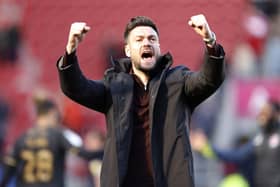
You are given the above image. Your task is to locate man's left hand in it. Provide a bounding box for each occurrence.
[188,14,215,46]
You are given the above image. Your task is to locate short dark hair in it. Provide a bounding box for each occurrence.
[33,96,57,116]
[124,16,159,42]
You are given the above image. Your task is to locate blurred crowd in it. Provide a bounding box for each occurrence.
[0,0,280,187]
[190,0,280,187]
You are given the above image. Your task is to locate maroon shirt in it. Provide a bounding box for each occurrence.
[123,74,154,187]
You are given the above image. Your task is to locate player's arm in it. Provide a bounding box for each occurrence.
[73,147,104,161]
[61,129,103,161]
[191,130,254,163]
[212,142,254,163]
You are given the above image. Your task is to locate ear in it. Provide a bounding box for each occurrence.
[125,44,130,57]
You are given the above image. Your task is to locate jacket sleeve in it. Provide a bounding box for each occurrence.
[56,52,110,113]
[183,43,225,110]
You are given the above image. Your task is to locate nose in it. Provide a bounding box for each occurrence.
[142,38,151,46]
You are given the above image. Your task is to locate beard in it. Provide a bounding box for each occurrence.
[132,57,165,78]
[132,57,161,77]
[134,61,156,73]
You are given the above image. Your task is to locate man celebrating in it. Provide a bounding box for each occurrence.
[57,14,225,187]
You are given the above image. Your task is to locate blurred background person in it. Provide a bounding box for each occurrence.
[191,99,280,187]
[65,126,105,187]
[0,92,103,187]
[0,93,10,155]
[0,0,23,65]
[84,127,105,187]
[0,93,10,187]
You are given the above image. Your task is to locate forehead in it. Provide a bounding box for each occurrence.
[129,26,158,38]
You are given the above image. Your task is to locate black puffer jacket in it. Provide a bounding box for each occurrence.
[57,45,225,187]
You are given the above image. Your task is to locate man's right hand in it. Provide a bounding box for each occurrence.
[66,22,91,54]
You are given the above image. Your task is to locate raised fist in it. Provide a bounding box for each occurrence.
[188,14,215,46]
[66,22,91,54]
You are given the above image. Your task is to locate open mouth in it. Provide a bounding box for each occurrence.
[141,50,154,59]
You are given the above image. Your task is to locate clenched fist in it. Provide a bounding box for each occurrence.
[66,22,91,54]
[188,14,216,46]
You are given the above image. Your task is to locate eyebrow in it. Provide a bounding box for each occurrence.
[134,34,158,39]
